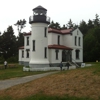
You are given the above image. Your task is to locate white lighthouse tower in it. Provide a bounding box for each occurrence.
[29,5,50,68]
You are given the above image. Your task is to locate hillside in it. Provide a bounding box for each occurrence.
[0,62,100,100]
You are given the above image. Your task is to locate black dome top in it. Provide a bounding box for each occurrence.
[33,5,47,11]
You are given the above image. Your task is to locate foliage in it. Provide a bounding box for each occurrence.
[7,56,18,63]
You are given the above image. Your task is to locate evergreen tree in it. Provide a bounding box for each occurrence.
[87,19,94,29]
[61,24,67,29]
[79,20,88,36]
[14,19,26,48]
[93,14,100,27]
[67,19,74,29]
[1,26,17,59]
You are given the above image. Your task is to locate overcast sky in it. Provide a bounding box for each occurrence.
[0,0,100,36]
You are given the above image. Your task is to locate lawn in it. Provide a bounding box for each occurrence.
[0,64,54,80]
[0,62,100,100]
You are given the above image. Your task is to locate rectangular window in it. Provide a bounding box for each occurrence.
[58,35,60,45]
[75,36,77,46]
[44,47,47,58]
[26,49,30,58]
[27,37,29,45]
[79,37,80,46]
[55,50,59,60]
[22,50,24,58]
[76,50,80,59]
[44,27,47,37]
[33,40,35,51]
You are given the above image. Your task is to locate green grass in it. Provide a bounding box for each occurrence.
[0,64,54,80]
[0,95,93,100]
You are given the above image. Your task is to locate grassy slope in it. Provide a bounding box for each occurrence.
[0,64,54,80]
[0,62,100,100]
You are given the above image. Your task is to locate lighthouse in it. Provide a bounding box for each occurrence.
[29,5,50,68]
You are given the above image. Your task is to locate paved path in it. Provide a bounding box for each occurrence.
[0,71,58,90]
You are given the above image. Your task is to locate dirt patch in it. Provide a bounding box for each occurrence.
[0,68,100,99]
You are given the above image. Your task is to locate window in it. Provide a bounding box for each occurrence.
[26,49,30,58]
[27,37,29,45]
[75,36,77,46]
[58,35,60,45]
[55,50,59,60]
[77,30,78,35]
[76,50,80,59]
[33,40,35,51]
[44,47,47,58]
[22,50,24,58]
[79,37,80,46]
[44,27,47,37]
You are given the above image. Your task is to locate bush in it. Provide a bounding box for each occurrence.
[7,56,18,63]
[0,56,4,64]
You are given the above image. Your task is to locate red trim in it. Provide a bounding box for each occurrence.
[19,46,24,49]
[19,45,73,50]
[23,28,73,36]
[24,32,31,36]
[48,44,73,50]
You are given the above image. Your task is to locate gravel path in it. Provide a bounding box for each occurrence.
[0,71,58,90]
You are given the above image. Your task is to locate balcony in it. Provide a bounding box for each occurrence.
[29,15,50,24]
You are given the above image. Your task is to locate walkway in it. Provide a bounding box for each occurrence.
[0,71,58,90]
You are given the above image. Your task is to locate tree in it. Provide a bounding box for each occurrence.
[61,24,67,29]
[14,19,26,34]
[87,19,94,29]
[79,20,88,36]
[93,14,100,27]
[83,28,96,61]
[1,26,17,59]
[14,19,26,48]
[49,21,61,29]
[67,19,74,29]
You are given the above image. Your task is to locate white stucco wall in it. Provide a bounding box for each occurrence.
[63,34,73,47]
[48,49,62,64]
[48,33,63,45]
[23,35,31,62]
[71,28,83,62]
[18,49,24,62]
[29,23,49,64]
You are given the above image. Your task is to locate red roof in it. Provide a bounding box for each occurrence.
[23,28,73,36]
[24,32,31,36]
[48,28,73,35]
[48,44,73,50]
[19,46,24,49]
[19,45,73,50]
